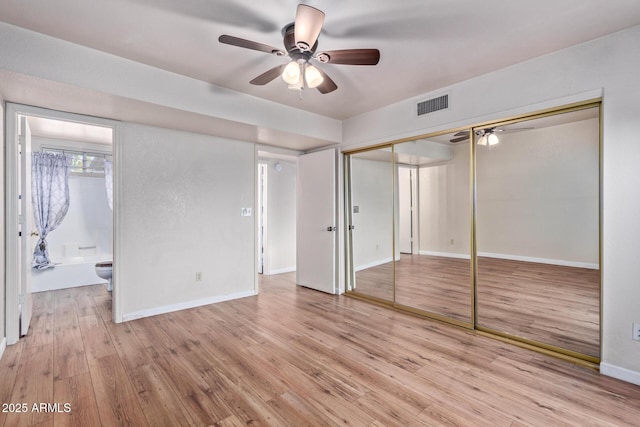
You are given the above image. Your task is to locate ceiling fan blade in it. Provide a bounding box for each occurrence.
[315,68,338,94]
[497,127,535,134]
[294,4,325,51]
[316,49,380,65]
[453,131,469,137]
[449,136,469,143]
[218,34,285,56]
[250,64,287,85]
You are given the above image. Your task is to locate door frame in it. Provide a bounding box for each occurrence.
[397,165,418,255]
[5,103,119,343]
[257,162,268,275]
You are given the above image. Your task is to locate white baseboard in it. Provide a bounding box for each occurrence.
[600,362,640,386]
[264,266,296,275]
[417,250,598,269]
[355,256,401,272]
[419,250,471,260]
[477,252,599,270]
[0,337,6,361]
[121,289,258,322]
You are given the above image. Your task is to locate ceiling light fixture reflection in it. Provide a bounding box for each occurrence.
[477,131,499,146]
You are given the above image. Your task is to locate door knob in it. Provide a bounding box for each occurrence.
[326,226,336,231]
[30,231,39,237]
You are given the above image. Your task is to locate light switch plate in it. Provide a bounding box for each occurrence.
[241,207,252,217]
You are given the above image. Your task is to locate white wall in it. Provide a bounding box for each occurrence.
[350,157,394,269]
[343,25,640,380]
[47,175,112,259]
[264,159,296,275]
[477,118,599,266]
[117,123,256,320]
[419,143,471,257]
[0,99,6,357]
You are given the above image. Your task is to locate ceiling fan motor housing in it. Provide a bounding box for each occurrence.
[283,24,318,59]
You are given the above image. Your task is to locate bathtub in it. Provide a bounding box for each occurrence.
[31,255,112,292]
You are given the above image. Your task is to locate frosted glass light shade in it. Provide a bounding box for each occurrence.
[305,65,324,88]
[477,135,488,146]
[282,61,301,84]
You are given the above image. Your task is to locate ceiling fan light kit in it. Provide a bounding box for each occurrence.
[218,4,380,96]
[281,60,324,91]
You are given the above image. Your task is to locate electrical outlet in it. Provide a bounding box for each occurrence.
[195,272,202,282]
[633,323,640,341]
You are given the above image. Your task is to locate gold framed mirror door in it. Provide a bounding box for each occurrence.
[473,104,601,361]
[392,137,473,324]
[345,101,601,363]
[345,146,395,302]
[345,130,474,327]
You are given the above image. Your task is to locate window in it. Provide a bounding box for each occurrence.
[42,147,111,175]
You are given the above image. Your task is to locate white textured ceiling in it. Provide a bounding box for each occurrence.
[1,0,639,121]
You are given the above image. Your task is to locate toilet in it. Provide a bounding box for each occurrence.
[95,261,113,291]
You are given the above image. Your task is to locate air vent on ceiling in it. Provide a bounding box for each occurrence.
[416,94,449,117]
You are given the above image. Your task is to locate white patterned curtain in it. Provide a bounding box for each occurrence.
[32,152,72,269]
[104,159,113,211]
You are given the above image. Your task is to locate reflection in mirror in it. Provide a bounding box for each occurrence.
[475,107,600,358]
[393,133,472,323]
[347,148,394,301]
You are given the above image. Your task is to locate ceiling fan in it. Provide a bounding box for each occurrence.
[218,4,380,95]
[450,126,534,145]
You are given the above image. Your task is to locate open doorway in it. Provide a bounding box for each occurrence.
[5,104,116,344]
[256,151,297,278]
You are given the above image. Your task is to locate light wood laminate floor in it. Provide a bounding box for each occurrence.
[1,272,635,427]
[354,254,599,357]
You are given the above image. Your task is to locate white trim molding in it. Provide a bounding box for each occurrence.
[478,252,599,270]
[265,266,296,275]
[121,289,258,322]
[355,256,401,272]
[600,362,640,386]
[419,250,471,260]
[416,250,597,269]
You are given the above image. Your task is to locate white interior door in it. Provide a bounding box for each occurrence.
[296,149,337,294]
[398,167,413,254]
[19,116,34,336]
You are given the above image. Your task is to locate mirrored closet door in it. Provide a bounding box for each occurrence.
[344,102,601,362]
[346,147,395,302]
[393,135,472,324]
[474,106,601,359]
